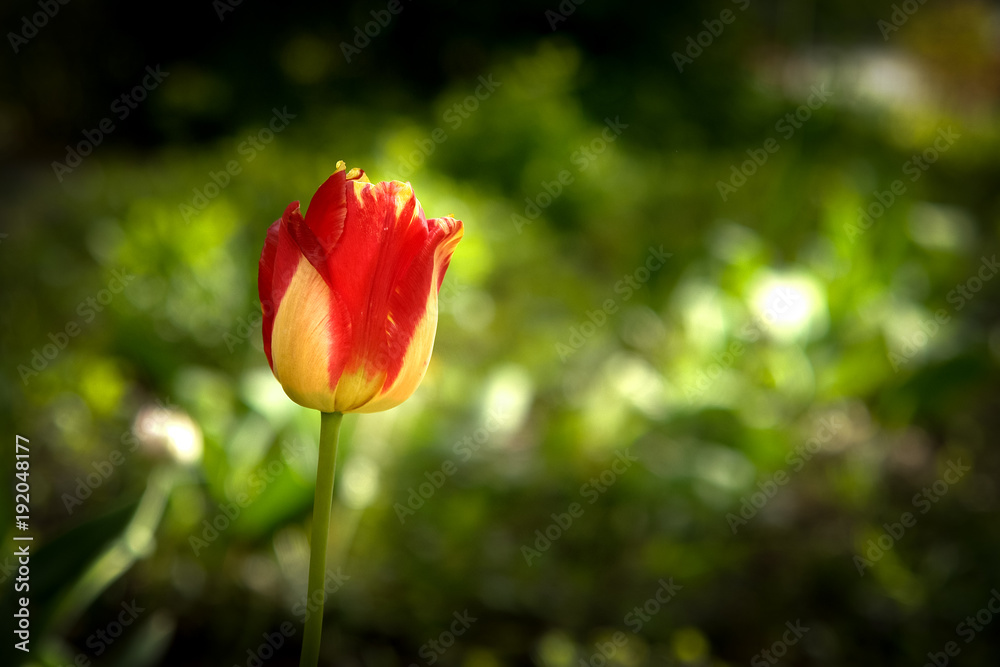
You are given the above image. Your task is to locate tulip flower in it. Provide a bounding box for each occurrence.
[257,162,462,667]
[259,161,463,414]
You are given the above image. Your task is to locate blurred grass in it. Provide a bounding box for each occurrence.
[2,2,1000,666]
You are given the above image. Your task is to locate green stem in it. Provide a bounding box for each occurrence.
[299,411,343,667]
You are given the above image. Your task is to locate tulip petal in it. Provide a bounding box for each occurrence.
[380,214,463,389]
[269,255,346,413]
[354,288,438,414]
[300,171,346,272]
[334,182,463,411]
[258,209,310,372]
[259,163,463,414]
[259,221,280,296]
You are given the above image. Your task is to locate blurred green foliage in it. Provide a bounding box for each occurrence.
[2,1,1000,666]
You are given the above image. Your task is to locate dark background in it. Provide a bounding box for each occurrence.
[2,1,1000,665]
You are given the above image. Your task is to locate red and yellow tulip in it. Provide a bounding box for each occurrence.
[258,162,463,413]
